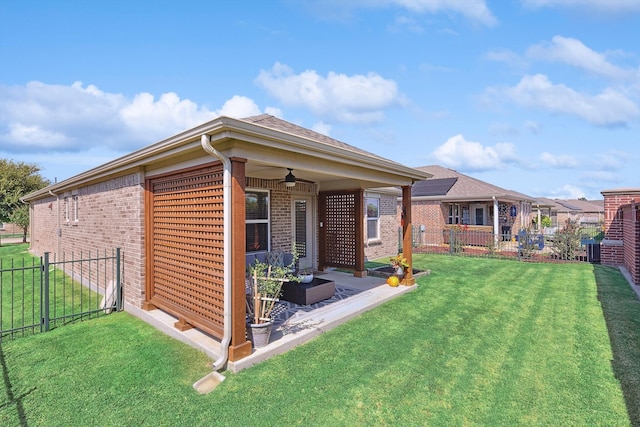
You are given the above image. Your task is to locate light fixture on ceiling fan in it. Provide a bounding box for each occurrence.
[284,168,296,187]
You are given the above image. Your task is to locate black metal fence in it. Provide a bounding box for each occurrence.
[0,248,122,340]
[402,226,602,263]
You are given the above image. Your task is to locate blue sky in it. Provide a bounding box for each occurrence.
[1,0,638,200]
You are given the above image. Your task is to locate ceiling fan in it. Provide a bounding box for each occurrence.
[280,168,314,187]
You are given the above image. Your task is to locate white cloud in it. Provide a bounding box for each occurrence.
[389,15,424,33]
[0,81,272,153]
[545,184,586,199]
[484,49,529,70]
[522,0,640,14]
[524,120,542,134]
[309,0,497,26]
[255,62,403,124]
[311,121,332,136]
[494,74,640,126]
[389,0,497,26]
[527,36,635,81]
[581,170,618,182]
[216,95,262,118]
[540,152,578,168]
[432,134,518,171]
[119,92,215,141]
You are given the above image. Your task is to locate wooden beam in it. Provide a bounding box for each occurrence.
[228,157,252,361]
[401,185,415,286]
[354,189,366,277]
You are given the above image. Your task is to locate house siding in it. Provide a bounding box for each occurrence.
[30,172,146,309]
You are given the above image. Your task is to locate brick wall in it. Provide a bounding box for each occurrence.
[30,172,146,308]
[411,200,445,245]
[365,192,399,260]
[601,189,640,285]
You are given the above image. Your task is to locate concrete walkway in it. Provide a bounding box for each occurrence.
[130,269,416,373]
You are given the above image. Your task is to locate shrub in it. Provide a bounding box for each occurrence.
[551,219,582,260]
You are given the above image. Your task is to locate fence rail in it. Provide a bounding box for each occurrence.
[402,226,602,263]
[0,248,121,340]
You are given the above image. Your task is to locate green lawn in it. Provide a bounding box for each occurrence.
[1,251,638,426]
[1,244,102,336]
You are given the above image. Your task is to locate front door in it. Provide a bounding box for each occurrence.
[292,195,315,271]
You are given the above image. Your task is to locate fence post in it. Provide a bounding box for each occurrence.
[115,248,122,311]
[449,229,454,255]
[43,252,50,332]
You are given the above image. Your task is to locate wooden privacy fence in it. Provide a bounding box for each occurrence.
[0,248,122,340]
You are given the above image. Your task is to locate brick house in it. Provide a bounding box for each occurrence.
[22,114,429,364]
[534,197,604,229]
[409,165,535,245]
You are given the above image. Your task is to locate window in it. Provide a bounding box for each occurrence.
[448,204,460,224]
[365,197,380,240]
[64,195,79,224]
[246,190,269,252]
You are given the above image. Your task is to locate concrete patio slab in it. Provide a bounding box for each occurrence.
[127,269,416,373]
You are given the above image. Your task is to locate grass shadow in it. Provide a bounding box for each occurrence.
[593,264,640,426]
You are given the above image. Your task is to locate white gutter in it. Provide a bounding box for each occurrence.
[200,134,232,373]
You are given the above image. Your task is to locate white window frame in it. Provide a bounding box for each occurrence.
[365,196,380,242]
[448,204,460,225]
[245,189,270,253]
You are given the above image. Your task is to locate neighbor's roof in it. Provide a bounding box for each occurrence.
[411,165,535,202]
[535,197,604,213]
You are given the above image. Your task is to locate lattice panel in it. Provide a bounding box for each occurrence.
[148,164,225,338]
[323,192,357,267]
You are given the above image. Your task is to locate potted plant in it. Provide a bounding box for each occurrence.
[389,253,409,277]
[297,261,314,283]
[246,254,299,347]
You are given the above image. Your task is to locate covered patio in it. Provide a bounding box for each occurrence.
[136,269,416,372]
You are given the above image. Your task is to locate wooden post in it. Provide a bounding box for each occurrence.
[401,185,415,286]
[354,189,366,277]
[228,158,252,361]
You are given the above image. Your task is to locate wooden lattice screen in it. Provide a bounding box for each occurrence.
[146,163,225,338]
[320,191,357,268]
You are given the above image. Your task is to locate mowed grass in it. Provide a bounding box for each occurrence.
[0,244,102,335]
[1,251,638,426]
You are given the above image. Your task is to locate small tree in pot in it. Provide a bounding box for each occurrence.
[247,254,299,347]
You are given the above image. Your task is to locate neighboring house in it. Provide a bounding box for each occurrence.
[22,114,429,363]
[409,165,536,245]
[0,222,21,234]
[534,198,604,228]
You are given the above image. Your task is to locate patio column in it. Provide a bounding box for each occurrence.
[228,157,252,362]
[401,185,415,286]
[493,196,499,244]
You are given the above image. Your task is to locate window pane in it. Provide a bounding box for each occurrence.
[246,223,269,252]
[246,191,268,220]
[366,198,379,218]
[367,219,378,239]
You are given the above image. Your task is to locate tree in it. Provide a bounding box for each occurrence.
[0,159,50,243]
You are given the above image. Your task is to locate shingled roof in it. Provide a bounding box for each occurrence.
[412,165,535,202]
[242,114,396,165]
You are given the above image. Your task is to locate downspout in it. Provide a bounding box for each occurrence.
[200,134,232,372]
[49,190,61,255]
